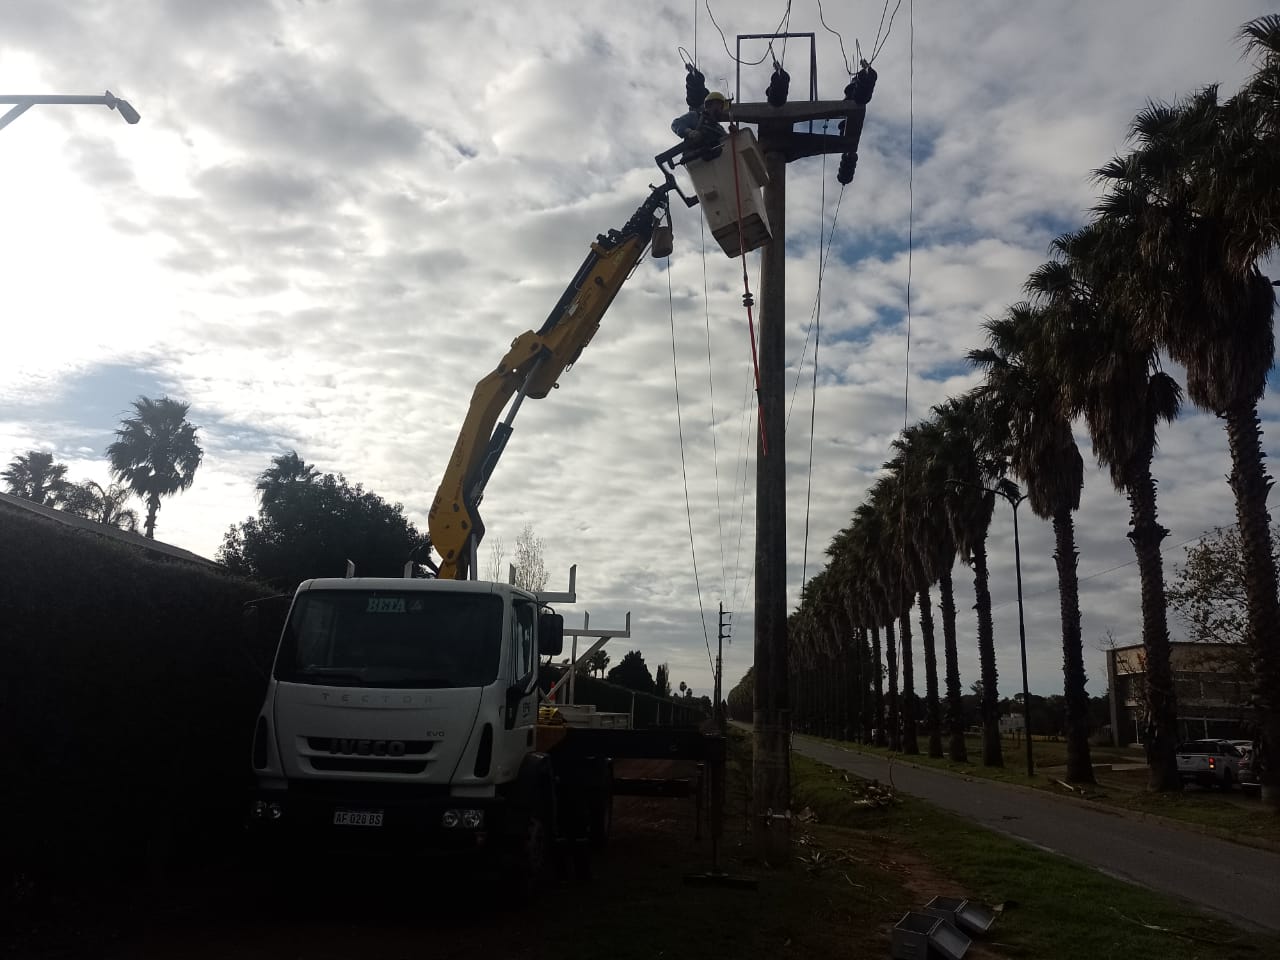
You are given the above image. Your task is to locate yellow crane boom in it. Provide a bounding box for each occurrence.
[428,181,677,579]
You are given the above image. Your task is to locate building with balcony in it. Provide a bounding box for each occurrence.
[1105,641,1251,747]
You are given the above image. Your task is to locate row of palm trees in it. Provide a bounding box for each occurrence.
[788,17,1279,806]
[3,396,203,540]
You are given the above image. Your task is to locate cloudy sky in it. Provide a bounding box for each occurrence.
[3,1,1276,704]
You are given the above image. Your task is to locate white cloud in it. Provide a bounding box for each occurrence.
[1,0,1275,701]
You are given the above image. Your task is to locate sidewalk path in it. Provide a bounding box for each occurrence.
[789,733,1280,933]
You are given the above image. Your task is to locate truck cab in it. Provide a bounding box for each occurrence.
[248,577,567,858]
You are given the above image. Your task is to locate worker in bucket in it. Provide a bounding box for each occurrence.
[671,91,729,160]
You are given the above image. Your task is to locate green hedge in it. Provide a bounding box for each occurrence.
[0,510,271,883]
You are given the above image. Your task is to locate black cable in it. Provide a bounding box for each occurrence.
[991,531,1210,614]
[667,267,718,674]
[699,205,729,601]
[787,183,846,428]
[870,0,893,57]
[871,0,905,62]
[901,0,913,437]
[817,0,854,74]
[705,0,793,67]
[801,138,830,587]
[730,364,755,615]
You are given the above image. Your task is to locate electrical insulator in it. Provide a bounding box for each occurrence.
[765,64,790,107]
[845,62,878,106]
[837,151,857,185]
[685,65,709,109]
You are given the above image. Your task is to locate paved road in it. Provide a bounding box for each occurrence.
[790,734,1280,933]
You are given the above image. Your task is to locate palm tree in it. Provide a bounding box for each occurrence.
[1093,28,1280,803]
[970,304,1094,784]
[841,504,890,747]
[878,466,923,756]
[892,420,952,758]
[935,395,1000,765]
[62,480,140,532]
[588,650,610,678]
[1028,226,1183,791]
[106,397,203,540]
[3,450,70,505]
[257,450,319,506]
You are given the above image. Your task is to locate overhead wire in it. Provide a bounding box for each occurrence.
[871,0,905,63]
[690,0,729,602]
[730,359,756,616]
[991,530,1210,614]
[891,0,914,737]
[816,0,854,74]
[705,0,794,67]
[700,214,729,601]
[667,266,718,674]
[787,181,847,428]
[901,0,914,437]
[801,126,832,586]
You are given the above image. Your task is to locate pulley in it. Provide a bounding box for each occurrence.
[765,62,790,107]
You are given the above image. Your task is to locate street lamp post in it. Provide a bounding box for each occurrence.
[0,91,140,131]
[1005,485,1034,778]
[948,478,1035,777]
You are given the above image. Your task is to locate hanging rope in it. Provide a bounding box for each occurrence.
[727,125,768,456]
[730,365,755,615]
[667,267,718,675]
[801,135,832,587]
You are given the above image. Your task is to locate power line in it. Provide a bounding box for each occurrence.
[667,266,717,673]
[991,530,1210,613]
[730,362,756,614]
[871,0,905,62]
[787,182,846,428]
[705,0,794,67]
[699,210,729,601]
[801,130,832,586]
[901,0,914,438]
[816,0,854,74]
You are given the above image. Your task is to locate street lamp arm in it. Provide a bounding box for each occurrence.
[0,91,140,130]
[945,476,1026,508]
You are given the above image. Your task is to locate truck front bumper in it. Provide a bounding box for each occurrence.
[247,780,510,857]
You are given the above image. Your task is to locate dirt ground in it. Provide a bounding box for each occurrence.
[3,767,934,960]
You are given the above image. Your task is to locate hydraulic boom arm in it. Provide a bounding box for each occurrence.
[428,180,677,580]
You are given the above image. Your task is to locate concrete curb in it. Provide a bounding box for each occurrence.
[795,735,1280,856]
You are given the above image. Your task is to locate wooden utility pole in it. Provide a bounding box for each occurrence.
[731,83,869,867]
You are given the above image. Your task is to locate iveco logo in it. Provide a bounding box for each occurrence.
[329,738,407,757]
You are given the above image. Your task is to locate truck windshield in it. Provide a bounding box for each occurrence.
[275,590,503,689]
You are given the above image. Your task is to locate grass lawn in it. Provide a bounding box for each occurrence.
[789,749,1278,960]
[805,732,1280,846]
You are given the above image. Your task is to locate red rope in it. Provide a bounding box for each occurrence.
[727,124,768,457]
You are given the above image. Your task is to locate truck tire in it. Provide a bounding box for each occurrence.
[589,762,614,850]
[521,807,553,881]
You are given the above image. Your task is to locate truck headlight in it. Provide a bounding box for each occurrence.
[268,802,284,820]
[442,809,461,829]
[251,800,268,820]
[462,809,484,830]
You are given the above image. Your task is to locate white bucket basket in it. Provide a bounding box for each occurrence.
[686,128,772,258]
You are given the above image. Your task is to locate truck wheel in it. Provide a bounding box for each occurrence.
[521,809,553,880]
[590,775,613,850]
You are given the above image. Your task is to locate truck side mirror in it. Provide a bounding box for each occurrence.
[539,612,564,657]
